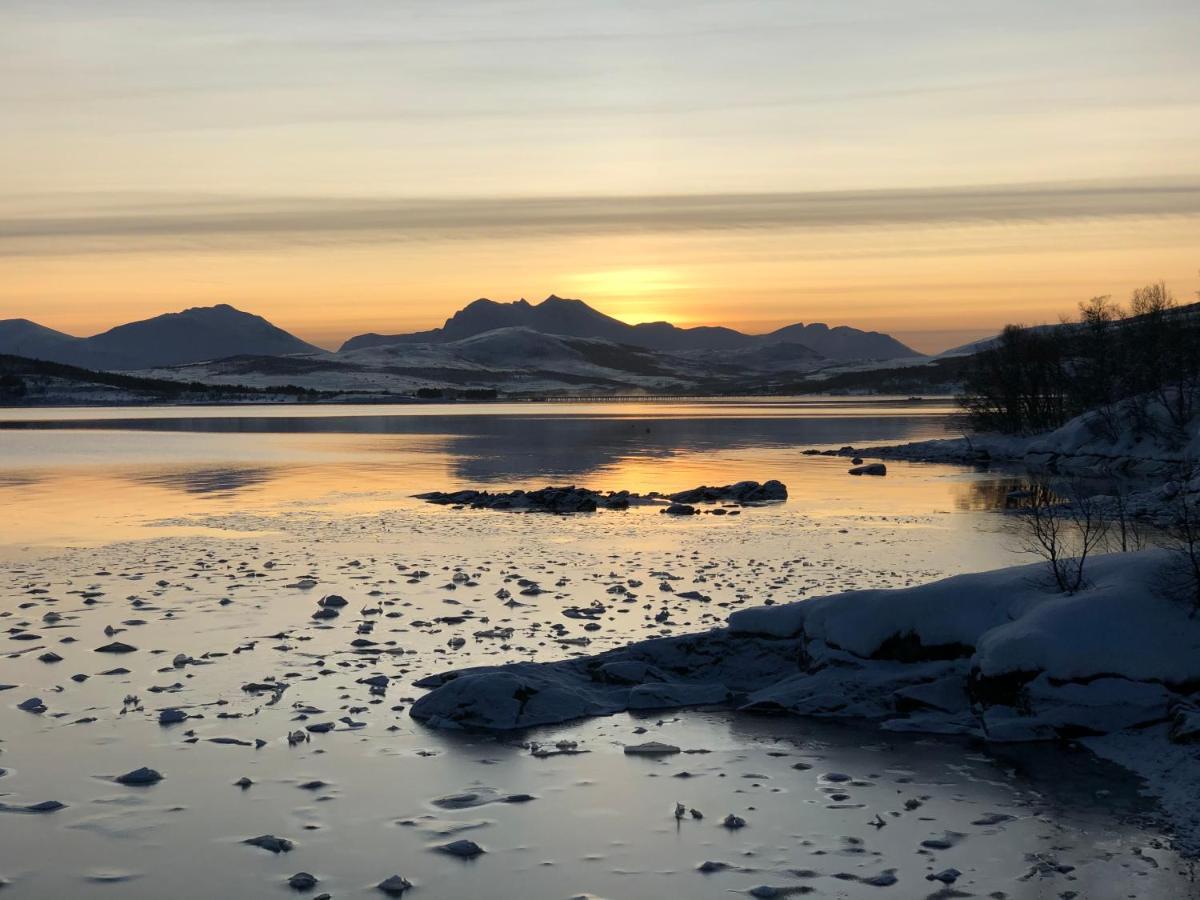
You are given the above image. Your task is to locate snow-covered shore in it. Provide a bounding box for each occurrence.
[411,549,1200,851]
[820,400,1199,480]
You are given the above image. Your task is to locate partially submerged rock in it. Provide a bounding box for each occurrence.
[288,872,318,890]
[114,767,163,786]
[95,641,138,654]
[377,874,413,895]
[623,741,681,756]
[667,480,787,504]
[415,485,625,514]
[245,834,294,853]
[415,480,787,514]
[848,463,887,476]
[436,839,485,859]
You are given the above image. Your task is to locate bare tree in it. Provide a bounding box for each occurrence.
[1160,464,1200,615]
[1107,484,1147,553]
[1016,480,1111,593]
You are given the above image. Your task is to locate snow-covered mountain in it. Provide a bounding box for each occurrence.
[2,296,921,397]
[0,304,319,370]
[340,295,921,361]
[140,326,829,396]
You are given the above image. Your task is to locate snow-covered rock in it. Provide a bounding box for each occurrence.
[412,550,1200,741]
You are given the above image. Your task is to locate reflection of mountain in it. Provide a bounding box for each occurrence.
[13,408,951,484]
[432,414,947,482]
[131,466,276,496]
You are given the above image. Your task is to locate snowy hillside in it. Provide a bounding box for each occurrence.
[340,294,921,361]
[141,327,830,396]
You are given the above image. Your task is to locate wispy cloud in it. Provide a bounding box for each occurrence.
[3,178,1199,256]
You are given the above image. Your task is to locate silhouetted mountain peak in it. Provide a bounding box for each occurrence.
[0,304,318,370]
[341,295,921,360]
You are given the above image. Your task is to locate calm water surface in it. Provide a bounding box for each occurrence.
[0,400,1193,898]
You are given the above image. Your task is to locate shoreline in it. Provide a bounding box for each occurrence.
[410,549,1200,855]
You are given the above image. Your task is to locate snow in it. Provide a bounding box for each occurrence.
[1086,726,1200,856]
[836,390,1200,478]
[411,548,1200,848]
[414,549,1200,732]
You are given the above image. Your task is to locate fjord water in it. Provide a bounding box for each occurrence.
[2,399,988,552]
[0,399,1193,898]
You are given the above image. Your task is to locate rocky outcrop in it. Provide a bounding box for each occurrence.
[415,480,788,514]
[667,480,787,504]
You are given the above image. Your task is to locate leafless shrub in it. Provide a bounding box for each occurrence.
[1016,480,1111,593]
[1158,464,1200,615]
[1107,484,1148,553]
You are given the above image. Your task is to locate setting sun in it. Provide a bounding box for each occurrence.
[562,266,694,324]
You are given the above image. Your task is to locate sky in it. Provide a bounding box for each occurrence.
[2,0,1199,354]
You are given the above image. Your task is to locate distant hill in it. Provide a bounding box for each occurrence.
[0,353,326,405]
[0,304,319,370]
[0,319,82,360]
[140,325,831,397]
[340,295,921,361]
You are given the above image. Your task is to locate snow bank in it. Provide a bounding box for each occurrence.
[411,549,1200,849]
[413,549,1200,740]
[828,393,1200,480]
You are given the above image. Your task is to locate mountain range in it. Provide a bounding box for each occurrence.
[341,295,919,360]
[0,296,925,396]
[0,304,318,371]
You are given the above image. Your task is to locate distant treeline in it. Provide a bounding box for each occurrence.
[0,354,323,400]
[415,387,499,401]
[960,283,1200,441]
[777,355,972,396]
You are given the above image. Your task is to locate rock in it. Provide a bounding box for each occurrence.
[927,868,961,884]
[25,800,67,813]
[0,799,66,814]
[377,874,413,895]
[288,872,319,890]
[95,641,137,653]
[115,767,163,786]
[722,813,746,829]
[158,708,187,725]
[319,594,349,608]
[234,777,253,789]
[437,839,485,859]
[848,463,887,476]
[244,834,294,853]
[668,480,787,505]
[416,485,611,514]
[662,504,698,516]
[17,697,46,713]
[861,870,899,887]
[623,741,681,756]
